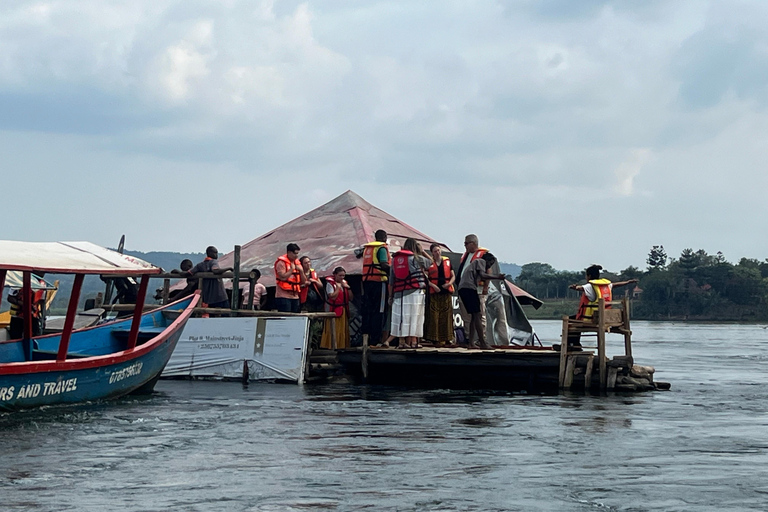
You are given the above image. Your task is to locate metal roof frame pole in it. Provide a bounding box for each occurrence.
[0,270,5,308]
[126,275,150,350]
[57,274,84,361]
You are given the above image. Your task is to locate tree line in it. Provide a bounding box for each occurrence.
[513,246,768,321]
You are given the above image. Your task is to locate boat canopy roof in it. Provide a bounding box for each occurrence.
[0,241,161,275]
[4,271,57,290]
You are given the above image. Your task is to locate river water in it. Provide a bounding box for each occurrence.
[1,321,767,511]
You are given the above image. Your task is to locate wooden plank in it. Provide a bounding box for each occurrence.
[623,296,632,358]
[231,245,241,310]
[607,367,618,389]
[558,316,569,388]
[584,354,594,390]
[598,298,607,390]
[563,355,576,389]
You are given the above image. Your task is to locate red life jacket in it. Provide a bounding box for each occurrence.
[576,279,613,320]
[299,268,321,303]
[274,254,302,293]
[391,250,424,293]
[427,257,454,294]
[325,276,349,317]
[459,248,489,286]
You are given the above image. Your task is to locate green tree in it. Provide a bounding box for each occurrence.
[647,245,667,271]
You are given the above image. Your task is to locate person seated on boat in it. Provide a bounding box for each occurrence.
[456,235,505,349]
[240,268,267,310]
[191,246,232,309]
[299,256,324,312]
[564,264,638,349]
[320,266,352,349]
[7,273,47,339]
[274,243,307,313]
[167,259,198,302]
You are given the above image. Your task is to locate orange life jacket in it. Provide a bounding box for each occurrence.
[427,256,454,294]
[362,241,390,282]
[576,279,613,320]
[325,276,349,317]
[391,250,424,293]
[274,255,302,293]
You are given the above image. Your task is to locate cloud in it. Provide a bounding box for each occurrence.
[3,1,768,271]
[614,149,651,196]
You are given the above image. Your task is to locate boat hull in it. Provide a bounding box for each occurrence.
[0,295,198,411]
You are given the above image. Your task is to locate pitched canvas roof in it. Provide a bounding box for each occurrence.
[218,190,450,286]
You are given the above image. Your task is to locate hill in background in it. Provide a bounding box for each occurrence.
[499,262,521,279]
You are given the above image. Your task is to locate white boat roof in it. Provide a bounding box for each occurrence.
[4,271,57,290]
[0,241,161,275]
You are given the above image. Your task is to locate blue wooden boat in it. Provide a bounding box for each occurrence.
[0,241,200,411]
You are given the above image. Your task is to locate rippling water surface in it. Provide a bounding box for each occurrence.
[2,321,767,511]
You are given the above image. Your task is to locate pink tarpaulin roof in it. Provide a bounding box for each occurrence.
[218,190,449,287]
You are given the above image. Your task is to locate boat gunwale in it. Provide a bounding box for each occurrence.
[0,292,199,375]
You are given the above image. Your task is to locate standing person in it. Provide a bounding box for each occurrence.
[273,243,306,313]
[388,238,432,349]
[565,264,638,348]
[424,243,456,347]
[320,267,352,349]
[191,246,232,309]
[456,234,505,349]
[241,269,267,310]
[299,256,324,312]
[361,229,391,346]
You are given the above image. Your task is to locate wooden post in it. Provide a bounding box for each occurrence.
[362,333,369,380]
[231,245,241,310]
[563,355,576,389]
[584,354,594,390]
[558,316,569,388]
[330,317,337,350]
[57,274,84,361]
[622,296,632,358]
[126,275,149,350]
[247,276,256,310]
[162,278,170,305]
[598,298,607,390]
[242,360,249,384]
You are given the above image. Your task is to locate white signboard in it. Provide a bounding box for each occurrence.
[163,316,309,383]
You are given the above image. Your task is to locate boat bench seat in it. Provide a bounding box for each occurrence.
[32,349,98,361]
[111,326,166,345]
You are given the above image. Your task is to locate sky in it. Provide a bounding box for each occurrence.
[3,0,768,273]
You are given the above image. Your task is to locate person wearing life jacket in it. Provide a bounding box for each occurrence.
[386,238,432,349]
[274,243,307,313]
[7,272,47,339]
[320,266,353,349]
[299,256,324,312]
[565,264,638,349]
[424,243,456,346]
[456,234,505,349]
[360,229,391,346]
